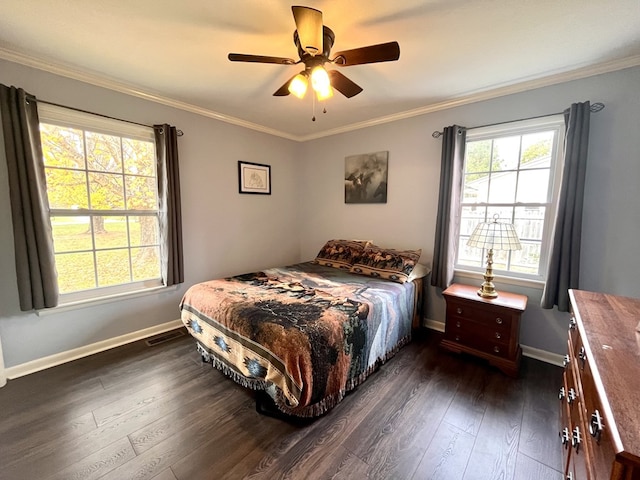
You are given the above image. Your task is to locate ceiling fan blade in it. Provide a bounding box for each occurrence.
[228,53,296,65]
[332,41,400,66]
[328,70,363,98]
[273,74,299,96]
[292,6,323,56]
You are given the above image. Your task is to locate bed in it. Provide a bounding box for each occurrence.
[180,240,427,417]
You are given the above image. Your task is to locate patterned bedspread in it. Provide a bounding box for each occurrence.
[180,262,416,417]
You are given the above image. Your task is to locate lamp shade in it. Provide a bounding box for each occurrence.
[467,217,522,251]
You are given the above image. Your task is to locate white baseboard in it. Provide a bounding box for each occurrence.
[3,319,183,382]
[422,318,563,367]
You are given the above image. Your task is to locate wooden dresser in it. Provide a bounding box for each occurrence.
[441,283,527,377]
[561,289,640,479]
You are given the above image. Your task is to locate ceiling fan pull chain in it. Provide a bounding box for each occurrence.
[312,91,316,121]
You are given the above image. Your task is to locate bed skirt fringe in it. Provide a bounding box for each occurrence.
[196,332,412,418]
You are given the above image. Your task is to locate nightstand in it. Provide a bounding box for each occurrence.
[440,283,527,377]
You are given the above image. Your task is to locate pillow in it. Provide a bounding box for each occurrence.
[313,239,371,270]
[350,245,422,283]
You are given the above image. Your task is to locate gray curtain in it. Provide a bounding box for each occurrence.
[431,125,466,289]
[541,102,591,311]
[0,84,58,310]
[154,124,184,286]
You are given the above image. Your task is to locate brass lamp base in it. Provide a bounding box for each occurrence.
[478,248,499,298]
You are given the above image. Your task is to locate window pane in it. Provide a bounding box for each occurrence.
[492,249,509,270]
[132,247,161,281]
[129,216,159,247]
[514,206,546,241]
[465,140,492,174]
[460,206,487,236]
[463,172,489,203]
[521,131,554,169]
[51,216,92,253]
[45,168,89,209]
[96,249,131,287]
[492,136,520,171]
[516,169,550,203]
[510,241,541,274]
[94,216,128,250]
[125,175,158,210]
[41,124,86,169]
[123,139,155,176]
[55,252,96,293]
[457,236,484,267]
[487,172,517,203]
[89,172,125,210]
[86,132,122,173]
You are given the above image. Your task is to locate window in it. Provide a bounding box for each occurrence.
[455,116,565,281]
[38,104,163,303]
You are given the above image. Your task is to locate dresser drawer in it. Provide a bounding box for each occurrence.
[445,316,511,346]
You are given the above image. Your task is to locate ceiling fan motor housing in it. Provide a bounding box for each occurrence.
[294,26,335,64]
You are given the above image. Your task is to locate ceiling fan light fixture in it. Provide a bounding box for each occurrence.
[288,73,308,98]
[311,66,330,93]
[316,85,333,101]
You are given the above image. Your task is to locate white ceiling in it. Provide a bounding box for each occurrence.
[1,1,639,140]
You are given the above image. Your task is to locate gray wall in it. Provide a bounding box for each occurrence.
[0,59,300,368]
[297,66,640,355]
[1,58,638,370]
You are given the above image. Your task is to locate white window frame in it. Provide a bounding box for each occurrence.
[38,103,165,306]
[454,115,565,284]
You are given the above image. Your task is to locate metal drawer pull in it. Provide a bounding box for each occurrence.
[455,335,460,342]
[456,321,461,328]
[589,410,604,442]
[493,346,500,353]
[567,388,577,405]
[495,332,501,339]
[566,473,574,480]
[456,307,463,314]
[560,427,570,448]
[495,317,503,324]
[558,386,566,401]
[563,355,571,368]
[578,347,586,369]
[569,316,577,330]
[572,426,582,453]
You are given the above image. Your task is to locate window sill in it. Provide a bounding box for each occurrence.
[36,284,179,317]
[454,269,545,291]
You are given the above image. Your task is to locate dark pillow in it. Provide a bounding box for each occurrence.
[313,239,371,270]
[350,245,422,283]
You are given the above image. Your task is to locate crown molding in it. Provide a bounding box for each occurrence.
[0,47,298,141]
[1,46,638,143]
[297,54,640,141]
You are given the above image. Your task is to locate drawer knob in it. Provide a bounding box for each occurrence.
[560,427,570,448]
[569,316,577,330]
[567,387,577,405]
[572,426,582,453]
[495,332,501,339]
[495,317,503,324]
[563,355,571,368]
[589,410,604,442]
[558,386,566,401]
[578,347,586,369]
[567,473,574,480]
[493,346,500,353]
[456,307,463,314]
[455,321,461,328]
[455,335,461,342]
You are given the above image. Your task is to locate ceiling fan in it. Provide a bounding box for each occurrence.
[228,6,400,100]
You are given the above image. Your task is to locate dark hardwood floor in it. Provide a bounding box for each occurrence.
[0,329,564,480]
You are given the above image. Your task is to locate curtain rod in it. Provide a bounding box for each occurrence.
[34,98,184,136]
[431,102,605,138]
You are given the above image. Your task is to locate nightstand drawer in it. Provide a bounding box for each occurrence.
[443,330,511,358]
[446,302,513,330]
